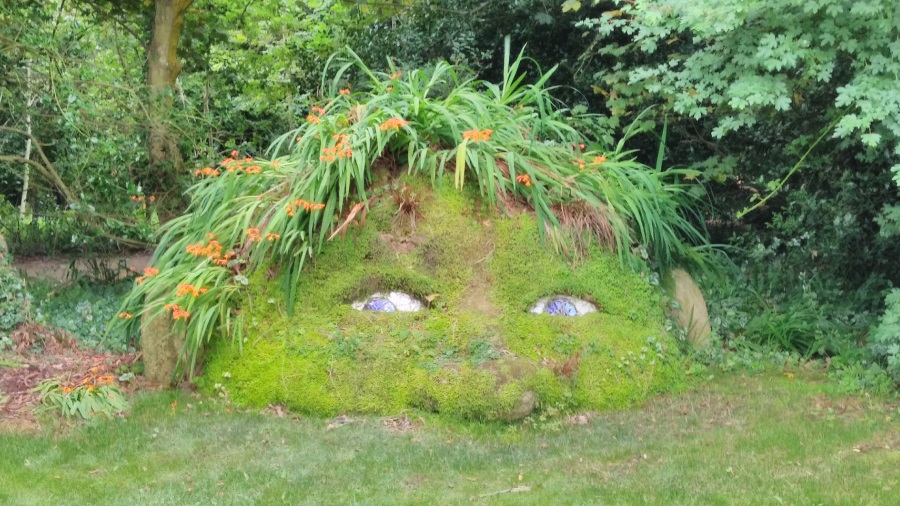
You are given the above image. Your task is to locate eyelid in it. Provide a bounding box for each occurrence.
[352,291,424,312]
[529,296,598,316]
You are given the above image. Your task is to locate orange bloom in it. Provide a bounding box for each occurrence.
[245,165,262,174]
[186,237,224,261]
[311,105,327,115]
[149,196,156,202]
[387,86,393,92]
[296,136,302,142]
[194,167,220,177]
[286,199,326,217]
[319,134,352,162]
[390,71,402,79]
[339,88,351,95]
[177,283,208,298]
[231,149,239,158]
[516,174,532,187]
[462,129,493,142]
[265,233,280,241]
[379,117,408,131]
[307,114,321,124]
[246,228,262,243]
[136,266,160,285]
[575,158,586,171]
[593,155,607,165]
[118,312,133,319]
[164,303,190,320]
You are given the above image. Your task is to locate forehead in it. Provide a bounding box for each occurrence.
[292,177,659,324]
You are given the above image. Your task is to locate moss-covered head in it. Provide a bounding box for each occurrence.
[203,176,683,420]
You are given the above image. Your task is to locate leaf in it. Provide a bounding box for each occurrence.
[562,0,582,13]
[455,140,468,190]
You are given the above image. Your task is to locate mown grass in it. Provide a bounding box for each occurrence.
[1,370,898,505]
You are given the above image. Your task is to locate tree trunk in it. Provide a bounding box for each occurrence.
[146,0,192,189]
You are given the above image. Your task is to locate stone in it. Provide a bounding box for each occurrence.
[478,356,537,421]
[664,268,712,348]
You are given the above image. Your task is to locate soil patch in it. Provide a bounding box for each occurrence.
[13,252,152,283]
[0,326,140,431]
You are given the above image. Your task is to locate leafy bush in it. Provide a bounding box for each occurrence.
[870,289,900,385]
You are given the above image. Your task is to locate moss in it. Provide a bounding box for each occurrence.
[203,176,685,421]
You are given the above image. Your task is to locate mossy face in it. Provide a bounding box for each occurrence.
[204,176,683,420]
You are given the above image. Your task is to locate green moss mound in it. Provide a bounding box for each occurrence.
[202,177,683,420]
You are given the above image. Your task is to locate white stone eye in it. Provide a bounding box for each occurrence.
[529,296,597,316]
[352,292,424,312]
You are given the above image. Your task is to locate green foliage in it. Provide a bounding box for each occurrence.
[0,265,29,338]
[31,280,137,353]
[114,45,705,376]
[581,0,900,157]
[32,376,128,420]
[870,289,900,385]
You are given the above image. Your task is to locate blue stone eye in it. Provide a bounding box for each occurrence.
[363,298,396,312]
[545,299,578,316]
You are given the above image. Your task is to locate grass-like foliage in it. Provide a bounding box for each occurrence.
[112,42,706,376]
[33,374,128,420]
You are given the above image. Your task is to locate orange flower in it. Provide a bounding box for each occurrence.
[593,155,607,165]
[319,134,352,163]
[296,136,302,142]
[187,237,224,259]
[575,158,586,171]
[118,312,133,319]
[245,227,262,243]
[286,199,326,217]
[271,161,281,168]
[177,283,208,298]
[231,149,239,157]
[245,165,262,174]
[311,105,327,115]
[387,86,393,92]
[149,196,156,202]
[212,250,236,267]
[379,117,408,131]
[136,267,160,285]
[390,71,402,79]
[164,303,190,320]
[516,174,532,187]
[194,167,220,177]
[462,129,493,142]
[265,233,280,241]
[339,88,351,95]
[307,114,321,124]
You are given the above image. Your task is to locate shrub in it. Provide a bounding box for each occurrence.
[870,289,900,385]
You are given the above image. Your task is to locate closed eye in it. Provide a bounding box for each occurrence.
[352,292,424,312]
[529,296,597,316]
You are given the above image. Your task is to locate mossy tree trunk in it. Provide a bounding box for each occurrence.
[141,304,185,386]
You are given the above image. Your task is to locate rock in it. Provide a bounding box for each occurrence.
[500,390,536,422]
[478,356,537,421]
[664,268,712,348]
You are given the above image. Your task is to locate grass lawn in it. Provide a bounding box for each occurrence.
[1,369,898,505]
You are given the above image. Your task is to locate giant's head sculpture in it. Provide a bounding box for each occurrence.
[205,177,682,421]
